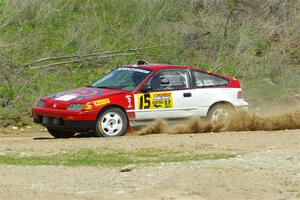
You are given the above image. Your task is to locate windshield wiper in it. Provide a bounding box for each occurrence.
[87,85,112,89]
[95,86,115,89]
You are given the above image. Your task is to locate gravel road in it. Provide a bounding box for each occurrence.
[1,130,300,200]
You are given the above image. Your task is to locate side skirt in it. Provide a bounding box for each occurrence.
[130,117,207,127]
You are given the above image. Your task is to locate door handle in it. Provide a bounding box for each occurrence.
[183,93,192,97]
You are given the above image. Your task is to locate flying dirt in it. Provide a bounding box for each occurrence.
[137,107,300,135]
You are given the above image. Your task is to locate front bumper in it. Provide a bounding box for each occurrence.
[32,107,97,131]
[33,116,96,131]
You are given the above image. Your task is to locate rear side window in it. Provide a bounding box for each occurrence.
[193,70,229,87]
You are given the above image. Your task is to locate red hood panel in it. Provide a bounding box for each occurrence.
[45,87,127,106]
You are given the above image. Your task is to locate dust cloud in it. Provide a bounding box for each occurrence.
[136,108,300,135]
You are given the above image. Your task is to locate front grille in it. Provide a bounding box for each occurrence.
[37,116,64,125]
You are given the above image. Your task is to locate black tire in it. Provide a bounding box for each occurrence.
[47,128,75,138]
[95,107,128,137]
[207,104,233,130]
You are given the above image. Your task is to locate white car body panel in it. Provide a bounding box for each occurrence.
[132,87,248,122]
[192,87,248,116]
[134,89,198,120]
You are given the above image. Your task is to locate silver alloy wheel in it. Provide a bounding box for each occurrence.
[211,107,230,128]
[99,112,123,136]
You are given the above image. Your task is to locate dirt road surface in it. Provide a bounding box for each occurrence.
[1,130,300,200]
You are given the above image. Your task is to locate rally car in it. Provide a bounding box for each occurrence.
[32,61,248,138]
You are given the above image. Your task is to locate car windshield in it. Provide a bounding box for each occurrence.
[90,67,151,91]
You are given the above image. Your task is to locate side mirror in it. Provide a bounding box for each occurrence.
[140,85,152,93]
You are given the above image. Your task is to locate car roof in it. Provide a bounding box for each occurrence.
[125,63,192,71]
[124,63,234,81]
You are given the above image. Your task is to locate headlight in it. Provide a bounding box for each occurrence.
[37,100,45,108]
[67,104,82,111]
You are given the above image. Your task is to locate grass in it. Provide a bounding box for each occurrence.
[0,148,235,167]
[0,0,299,127]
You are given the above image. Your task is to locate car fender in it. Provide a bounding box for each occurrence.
[195,88,241,114]
[92,93,135,122]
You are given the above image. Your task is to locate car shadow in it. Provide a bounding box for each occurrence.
[33,137,55,140]
[33,132,97,140]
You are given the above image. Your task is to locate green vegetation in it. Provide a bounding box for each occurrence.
[0,148,235,166]
[0,0,299,126]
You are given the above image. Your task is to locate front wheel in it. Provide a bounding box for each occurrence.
[47,128,75,138]
[95,108,128,137]
[207,104,233,130]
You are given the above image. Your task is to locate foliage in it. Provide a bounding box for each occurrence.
[0,0,299,126]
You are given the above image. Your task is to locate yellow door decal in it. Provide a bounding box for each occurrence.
[137,92,173,109]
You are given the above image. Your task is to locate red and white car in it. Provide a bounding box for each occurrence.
[32,62,248,138]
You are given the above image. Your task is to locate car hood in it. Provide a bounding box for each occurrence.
[44,87,128,104]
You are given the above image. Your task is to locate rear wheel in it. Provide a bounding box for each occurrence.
[47,128,75,138]
[95,108,128,137]
[208,104,233,130]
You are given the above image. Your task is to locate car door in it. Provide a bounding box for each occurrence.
[134,68,199,121]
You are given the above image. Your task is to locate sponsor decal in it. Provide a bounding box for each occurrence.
[117,67,150,74]
[55,95,77,101]
[125,95,132,108]
[94,98,110,106]
[52,88,102,100]
[136,92,173,109]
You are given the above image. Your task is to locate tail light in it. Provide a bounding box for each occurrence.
[237,91,243,99]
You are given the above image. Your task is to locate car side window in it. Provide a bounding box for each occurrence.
[146,69,191,91]
[194,70,229,87]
